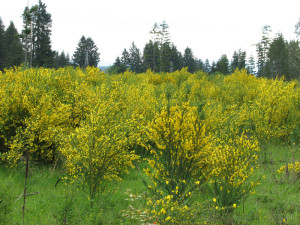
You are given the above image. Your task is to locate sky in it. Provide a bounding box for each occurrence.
[0,0,299,66]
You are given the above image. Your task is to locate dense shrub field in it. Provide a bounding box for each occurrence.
[0,67,299,224]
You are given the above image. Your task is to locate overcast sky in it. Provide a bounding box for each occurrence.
[1,0,299,66]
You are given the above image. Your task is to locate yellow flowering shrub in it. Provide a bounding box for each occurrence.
[278,161,300,179]
[142,101,211,223]
[208,132,261,213]
[59,97,139,204]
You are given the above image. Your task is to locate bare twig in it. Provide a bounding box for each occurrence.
[15,192,40,202]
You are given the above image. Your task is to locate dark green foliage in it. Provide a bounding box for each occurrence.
[160,42,172,72]
[247,55,256,75]
[129,42,142,73]
[121,48,130,68]
[266,33,289,79]
[0,18,6,70]
[256,25,272,77]
[170,44,182,72]
[54,51,70,68]
[216,54,230,75]
[210,61,218,74]
[73,36,100,68]
[287,40,300,80]
[5,22,24,68]
[142,40,157,71]
[107,57,127,74]
[21,0,55,68]
[183,47,197,73]
[33,0,55,67]
[231,49,246,72]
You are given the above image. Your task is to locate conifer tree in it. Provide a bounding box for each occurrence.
[216,54,230,75]
[73,36,100,68]
[5,21,24,68]
[247,55,256,75]
[129,42,142,73]
[107,57,127,74]
[231,49,246,72]
[170,44,182,72]
[121,48,130,68]
[267,33,289,79]
[0,18,7,70]
[143,40,155,71]
[256,25,272,77]
[54,51,70,68]
[204,59,211,73]
[183,47,196,73]
[287,40,300,80]
[210,61,217,74]
[21,0,54,67]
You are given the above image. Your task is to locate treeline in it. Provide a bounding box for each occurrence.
[108,22,300,80]
[108,21,251,75]
[0,0,299,80]
[0,0,100,70]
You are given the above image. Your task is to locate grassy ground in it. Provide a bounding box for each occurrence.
[0,144,299,224]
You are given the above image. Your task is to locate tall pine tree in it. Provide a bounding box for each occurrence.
[216,54,230,75]
[21,1,54,67]
[267,33,289,79]
[5,21,24,68]
[183,47,196,73]
[231,49,246,72]
[256,25,272,77]
[0,18,7,70]
[129,42,142,73]
[287,40,300,80]
[73,36,100,68]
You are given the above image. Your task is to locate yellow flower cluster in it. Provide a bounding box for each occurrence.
[207,132,261,213]
[144,102,211,200]
[278,161,300,178]
[0,66,298,220]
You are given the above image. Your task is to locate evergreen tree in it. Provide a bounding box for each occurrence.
[32,0,55,67]
[231,49,246,72]
[21,6,34,67]
[170,44,182,72]
[5,21,24,68]
[142,40,160,72]
[108,57,127,74]
[21,1,54,67]
[256,25,272,77]
[121,48,130,68]
[267,33,289,79]
[204,59,211,73]
[73,36,100,68]
[195,58,204,72]
[150,23,161,71]
[0,18,7,70]
[160,42,172,72]
[210,61,217,74]
[54,51,70,68]
[231,51,239,72]
[149,21,172,72]
[129,42,142,73]
[216,54,230,75]
[159,21,171,45]
[287,40,300,80]
[246,55,256,75]
[183,47,196,73]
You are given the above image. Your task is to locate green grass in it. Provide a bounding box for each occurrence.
[0,144,299,224]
